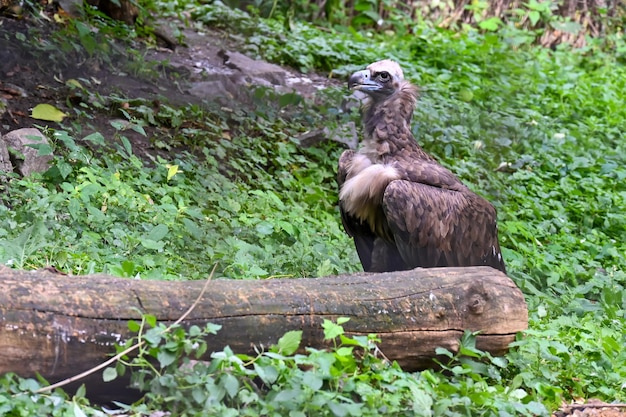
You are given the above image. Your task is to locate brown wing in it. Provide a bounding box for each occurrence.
[382,180,506,273]
[337,150,408,272]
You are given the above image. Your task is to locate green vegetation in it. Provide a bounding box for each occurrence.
[1,105,355,279]
[1,0,625,415]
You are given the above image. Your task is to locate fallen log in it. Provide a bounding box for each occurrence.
[0,265,527,403]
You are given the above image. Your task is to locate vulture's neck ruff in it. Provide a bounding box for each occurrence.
[348,61,420,159]
[340,60,422,233]
[362,81,418,152]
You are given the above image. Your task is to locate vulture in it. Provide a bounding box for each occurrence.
[337,60,506,273]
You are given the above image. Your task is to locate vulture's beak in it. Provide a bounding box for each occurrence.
[349,69,380,93]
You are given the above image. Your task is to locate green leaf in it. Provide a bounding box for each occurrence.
[491,356,508,368]
[192,386,207,404]
[328,401,355,416]
[273,389,299,402]
[110,120,126,130]
[276,330,302,355]
[302,372,323,391]
[82,132,105,145]
[31,103,67,122]
[254,364,279,385]
[56,160,73,179]
[102,367,118,382]
[18,378,40,392]
[458,88,474,102]
[74,20,91,37]
[74,384,86,398]
[339,334,369,348]
[131,124,147,137]
[120,136,133,155]
[277,220,295,235]
[278,92,301,108]
[255,221,274,236]
[140,239,165,250]
[435,347,454,358]
[205,323,222,334]
[478,17,501,31]
[528,10,541,25]
[335,346,353,357]
[146,224,169,241]
[119,260,136,276]
[157,350,177,368]
[220,373,239,398]
[127,320,140,332]
[143,328,163,346]
[26,142,53,156]
[115,361,126,378]
[409,385,433,416]
[166,164,179,181]
[322,319,345,340]
[66,79,83,89]
[248,265,269,276]
[145,314,157,329]
[73,402,88,417]
[189,325,201,337]
[67,199,81,221]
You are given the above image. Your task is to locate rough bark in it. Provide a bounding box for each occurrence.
[0,265,527,402]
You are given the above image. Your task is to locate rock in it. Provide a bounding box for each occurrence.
[342,90,368,113]
[218,50,288,86]
[192,50,331,102]
[1,128,53,176]
[297,122,359,149]
[0,132,12,179]
[54,0,82,17]
[188,50,320,105]
[188,78,240,104]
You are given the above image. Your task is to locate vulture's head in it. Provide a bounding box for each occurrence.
[348,60,405,100]
[348,60,417,125]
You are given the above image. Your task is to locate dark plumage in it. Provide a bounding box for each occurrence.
[338,60,506,273]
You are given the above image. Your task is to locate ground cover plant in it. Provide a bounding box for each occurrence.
[0,0,625,415]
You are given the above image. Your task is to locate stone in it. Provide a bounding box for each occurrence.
[2,128,53,176]
[297,121,358,149]
[218,50,288,86]
[0,133,11,174]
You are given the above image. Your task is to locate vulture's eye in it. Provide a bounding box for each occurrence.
[377,71,391,82]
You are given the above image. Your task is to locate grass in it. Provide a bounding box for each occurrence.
[1,1,625,415]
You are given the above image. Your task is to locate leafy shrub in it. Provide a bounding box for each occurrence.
[0,104,359,279]
[108,317,548,416]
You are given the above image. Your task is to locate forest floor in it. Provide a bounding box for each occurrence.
[0,13,338,161]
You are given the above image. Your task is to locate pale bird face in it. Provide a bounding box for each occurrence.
[348,60,404,99]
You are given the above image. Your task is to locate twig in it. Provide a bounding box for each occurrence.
[34,264,217,394]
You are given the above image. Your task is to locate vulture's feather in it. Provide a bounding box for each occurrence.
[337,60,506,273]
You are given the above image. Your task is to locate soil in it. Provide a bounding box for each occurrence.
[554,400,626,417]
[0,12,340,161]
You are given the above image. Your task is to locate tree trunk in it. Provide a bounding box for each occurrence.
[0,265,527,403]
